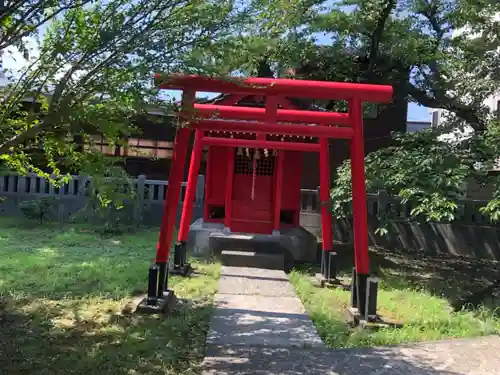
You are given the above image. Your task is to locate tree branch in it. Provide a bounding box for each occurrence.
[407,83,485,130]
[0,0,94,50]
[0,118,54,154]
[367,0,396,77]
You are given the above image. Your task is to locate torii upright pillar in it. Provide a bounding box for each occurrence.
[172,129,204,276]
[319,137,337,284]
[137,90,194,313]
[349,99,373,319]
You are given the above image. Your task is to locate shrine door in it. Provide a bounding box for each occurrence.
[231,149,275,234]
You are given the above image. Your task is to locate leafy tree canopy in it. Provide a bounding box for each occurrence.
[0,0,250,182]
[3,0,500,224]
[312,0,500,223]
[208,0,500,223]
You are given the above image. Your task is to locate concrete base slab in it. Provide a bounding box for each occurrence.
[134,290,176,314]
[314,273,351,290]
[346,306,404,329]
[170,263,193,277]
[187,218,317,264]
[202,336,500,375]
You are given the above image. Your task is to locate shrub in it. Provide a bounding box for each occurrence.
[20,196,58,223]
[72,167,138,234]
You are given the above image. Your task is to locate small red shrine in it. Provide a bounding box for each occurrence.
[137,74,393,324]
[201,101,309,235]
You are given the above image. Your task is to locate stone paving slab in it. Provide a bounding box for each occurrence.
[218,272,296,297]
[207,294,324,348]
[202,335,500,375]
[205,267,324,350]
[213,294,307,315]
[203,266,500,374]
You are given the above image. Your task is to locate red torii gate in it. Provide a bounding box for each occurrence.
[137,74,393,322]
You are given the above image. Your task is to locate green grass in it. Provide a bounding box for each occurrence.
[0,219,220,375]
[290,250,500,349]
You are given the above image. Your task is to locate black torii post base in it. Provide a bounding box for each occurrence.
[346,267,403,329]
[136,263,176,314]
[170,241,193,277]
[316,251,349,290]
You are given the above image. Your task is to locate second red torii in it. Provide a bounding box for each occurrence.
[142,73,393,322]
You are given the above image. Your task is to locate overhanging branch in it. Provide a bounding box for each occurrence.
[407,84,485,130]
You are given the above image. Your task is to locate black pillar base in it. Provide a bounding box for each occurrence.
[350,270,370,317]
[171,263,193,277]
[170,241,193,277]
[356,273,369,317]
[157,262,169,297]
[136,289,176,314]
[347,271,403,328]
[350,267,358,308]
[317,251,348,289]
[136,264,176,314]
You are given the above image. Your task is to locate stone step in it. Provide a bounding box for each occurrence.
[209,232,285,255]
[221,250,284,270]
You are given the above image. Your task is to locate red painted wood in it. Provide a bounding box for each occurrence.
[156,74,394,103]
[224,148,235,228]
[193,104,350,125]
[155,90,194,263]
[201,95,307,234]
[155,127,191,262]
[231,173,274,234]
[193,120,353,139]
[178,130,203,242]
[202,137,320,152]
[203,144,212,221]
[319,137,333,252]
[204,147,228,222]
[273,151,285,231]
[155,73,393,280]
[349,99,370,275]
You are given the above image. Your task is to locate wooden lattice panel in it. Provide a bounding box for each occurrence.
[234,153,253,175]
[234,149,275,176]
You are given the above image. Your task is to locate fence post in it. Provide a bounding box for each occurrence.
[17,175,26,210]
[68,176,75,196]
[135,175,146,225]
[195,174,205,205]
[28,173,37,194]
[48,175,56,195]
[376,190,389,219]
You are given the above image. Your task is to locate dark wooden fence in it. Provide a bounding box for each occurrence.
[299,189,500,261]
[1,174,498,260]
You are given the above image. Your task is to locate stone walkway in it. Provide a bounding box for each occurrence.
[201,266,500,375]
[204,266,324,349]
